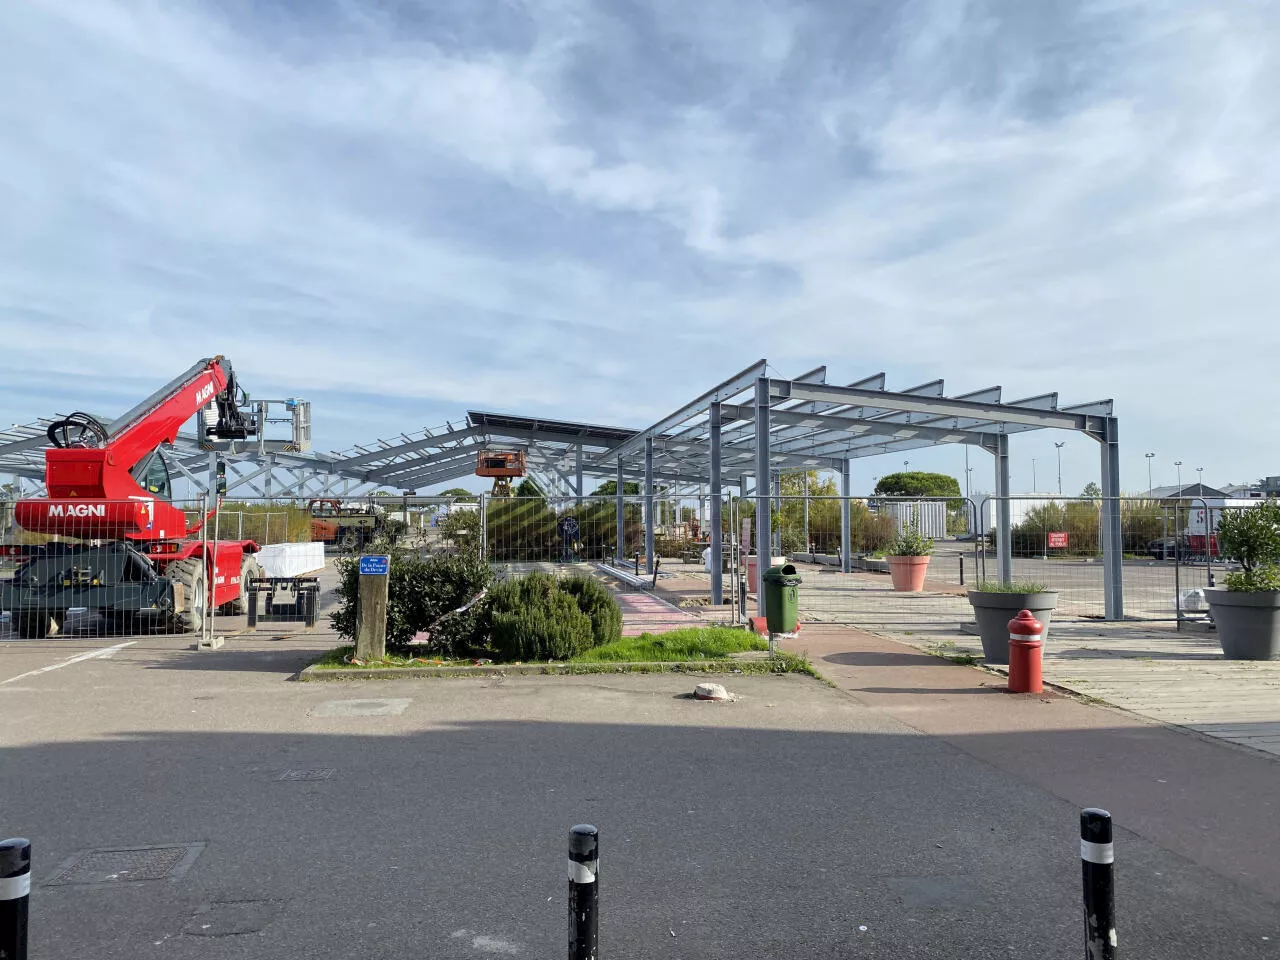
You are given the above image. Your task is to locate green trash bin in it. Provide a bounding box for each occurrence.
[763,563,803,634]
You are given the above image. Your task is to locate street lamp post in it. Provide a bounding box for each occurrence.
[1032,458,1037,492]
[1197,466,1204,492]
[1175,461,1183,489]
[1055,442,1065,496]
[1145,452,1155,493]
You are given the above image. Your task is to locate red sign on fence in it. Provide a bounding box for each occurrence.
[1048,531,1069,549]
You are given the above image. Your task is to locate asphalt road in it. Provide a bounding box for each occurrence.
[1,632,1277,959]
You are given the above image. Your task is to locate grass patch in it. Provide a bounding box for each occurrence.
[311,646,481,670]
[925,639,982,666]
[570,627,766,662]
[310,627,818,678]
[972,579,1050,593]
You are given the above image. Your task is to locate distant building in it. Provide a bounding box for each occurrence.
[1222,483,1264,500]
[1138,483,1229,500]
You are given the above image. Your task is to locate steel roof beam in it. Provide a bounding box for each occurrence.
[664,364,828,445]
[602,359,768,462]
[333,426,477,469]
[768,380,1102,431]
[367,444,493,485]
[727,385,1011,459]
[718,404,992,448]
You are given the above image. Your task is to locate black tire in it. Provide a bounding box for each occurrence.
[14,613,58,639]
[168,557,207,633]
[339,529,359,551]
[231,555,263,616]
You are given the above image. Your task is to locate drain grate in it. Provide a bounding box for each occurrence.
[278,768,335,782]
[46,843,206,885]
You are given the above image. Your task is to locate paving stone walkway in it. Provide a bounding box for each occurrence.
[871,621,1280,757]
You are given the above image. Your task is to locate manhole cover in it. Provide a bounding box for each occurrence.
[278,768,335,782]
[309,698,411,717]
[184,899,286,936]
[46,843,206,885]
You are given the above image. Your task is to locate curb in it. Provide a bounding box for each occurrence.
[296,658,804,681]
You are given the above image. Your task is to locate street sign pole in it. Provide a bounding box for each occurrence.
[355,554,391,661]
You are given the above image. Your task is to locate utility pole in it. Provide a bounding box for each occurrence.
[1055,442,1066,496]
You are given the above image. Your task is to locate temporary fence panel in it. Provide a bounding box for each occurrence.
[1,496,225,641]
[993,495,1245,622]
[731,496,982,627]
[879,500,948,539]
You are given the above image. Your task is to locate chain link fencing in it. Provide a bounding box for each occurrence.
[3,490,1268,642]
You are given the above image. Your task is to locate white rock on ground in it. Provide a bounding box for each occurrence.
[694,682,732,701]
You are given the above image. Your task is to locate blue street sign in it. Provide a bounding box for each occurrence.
[359,555,391,576]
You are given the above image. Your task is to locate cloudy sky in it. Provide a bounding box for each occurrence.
[2,0,1277,494]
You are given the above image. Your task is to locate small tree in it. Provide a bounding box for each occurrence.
[592,480,641,496]
[439,508,482,555]
[1219,502,1280,592]
[1081,482,1102,501]
[439,487,478,499]
[874,472,962,501]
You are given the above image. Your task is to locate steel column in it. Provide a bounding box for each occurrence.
[644,436,655,575]
[995,434,1012,584]
[754,377,771,617]
[772,471,782,556]
[575,444,584,508]
[840,460,851,573]
[1099,417,1124,619]
[615,459,625,563]
[803,472,810,553]
[710,402,723,605]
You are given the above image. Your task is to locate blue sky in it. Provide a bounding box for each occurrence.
[2,0,1277,496]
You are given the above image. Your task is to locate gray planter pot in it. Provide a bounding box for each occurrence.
[1205,589,1280,660]
[966,591,1059,665]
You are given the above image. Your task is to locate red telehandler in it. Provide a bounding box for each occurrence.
[0,357,270,638]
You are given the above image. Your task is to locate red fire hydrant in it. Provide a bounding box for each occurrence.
[1007,609,1044,694]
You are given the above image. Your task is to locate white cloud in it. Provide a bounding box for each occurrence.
[1,0,1278,491]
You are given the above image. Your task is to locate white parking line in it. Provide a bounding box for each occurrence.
[1,641,138,686]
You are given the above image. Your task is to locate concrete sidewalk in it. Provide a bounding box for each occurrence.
[783,624,1280,907]
[873,620,1280,757]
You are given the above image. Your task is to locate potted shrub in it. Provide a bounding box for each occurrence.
[1205,501,1280,660]
[884,523,933,592]
[967,581,1058,665]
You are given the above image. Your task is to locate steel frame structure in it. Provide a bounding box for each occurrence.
[2,358,1121,617]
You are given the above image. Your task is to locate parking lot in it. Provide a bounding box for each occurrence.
[3,628,1278,958]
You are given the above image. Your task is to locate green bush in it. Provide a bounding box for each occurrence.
[1218,501,1280,593]
[781,528,808,555]
[885,521,933,557]
[559,576,623,646]
[329,550,492,656]
[849,501,896,553]
[973,580,1049,594]
[489,573,596,661]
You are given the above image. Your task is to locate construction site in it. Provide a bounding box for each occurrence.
[5,358,1280,960]
[0,354,1234,643]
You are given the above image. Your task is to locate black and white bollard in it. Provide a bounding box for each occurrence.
[1,837,31,960]
[1080,809,1117,959]
[568,824,598,960]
